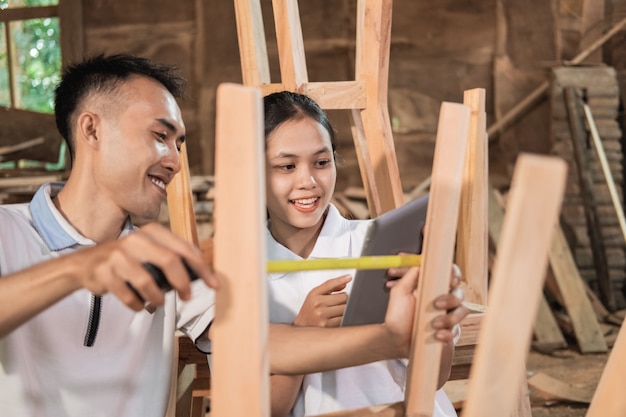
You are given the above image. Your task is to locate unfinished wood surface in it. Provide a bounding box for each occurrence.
[351,0,403,215]
[456,88,488,305]
[272,0,307,90]
[211,83,269,417]
[233,0,271,85]
[167,143,199,245]
[586,317,626,416]
[233,0,403,217]
[404,102,470,417]
[527,372,594,404]
[488,182,567,351]
[548,226,608,353]
[461,154,567,417]
[532,295,568,352]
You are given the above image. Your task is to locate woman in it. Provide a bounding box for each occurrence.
[263,91,467,417]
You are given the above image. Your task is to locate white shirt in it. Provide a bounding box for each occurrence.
[267,204,457,417]
[0,183,215,417]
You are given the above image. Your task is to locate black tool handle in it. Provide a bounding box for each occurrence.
[127,261,200,301]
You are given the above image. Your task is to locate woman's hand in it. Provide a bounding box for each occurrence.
[293,275,351,327]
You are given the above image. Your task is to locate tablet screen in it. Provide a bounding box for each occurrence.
[341,194,429,326]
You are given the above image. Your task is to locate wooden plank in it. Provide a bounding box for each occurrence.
[352,0,403,216]
[456,88,488,305]
[58,0,84,65]
[527,372,594,404]
[233,0,271,85]
[488,182,566,351]
[462,154,567,417]
[0,5,57,22]
[257,81,367,109]
[167,142,199,245]
[563,86,614,310]
[272,0,308,90]
[211,83,268,417]
[405,102,470,417]
[548,226,608,353]
[586,317,626,416]
[532,295,568,352]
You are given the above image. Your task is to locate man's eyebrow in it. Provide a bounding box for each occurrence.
[156,118,186,142]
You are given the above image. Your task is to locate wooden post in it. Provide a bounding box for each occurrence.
[456,88,488,305]
[461,154,567,417]
[210,83,269,417]
[405,102,470,417]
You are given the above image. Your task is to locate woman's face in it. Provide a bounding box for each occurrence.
[265,116,337,239]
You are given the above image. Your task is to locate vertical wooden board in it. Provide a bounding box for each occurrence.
[350,109,380,218]
[233,0,271,85]
[461,154,567,417]
[211,83,269,417]
[167,142,199,245]
[586,317,626,416]
[548,226,607,353]
[272,0,308,90]
[354,0,403,215]
[456,88,488,305]
[405,102,470,417]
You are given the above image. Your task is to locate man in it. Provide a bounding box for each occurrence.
[0,54,463,417]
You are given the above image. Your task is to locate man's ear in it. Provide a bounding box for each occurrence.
[76,111,101,149]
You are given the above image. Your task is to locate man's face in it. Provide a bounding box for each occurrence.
[91,76,186,221]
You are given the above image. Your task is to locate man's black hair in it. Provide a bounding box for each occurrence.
[54,54,186,160]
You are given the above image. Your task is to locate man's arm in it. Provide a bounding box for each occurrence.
[0,223,216,338]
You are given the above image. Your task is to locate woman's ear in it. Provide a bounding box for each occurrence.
[75,111,101,149]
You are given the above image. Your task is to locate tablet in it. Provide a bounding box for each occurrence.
[340,193,429,326]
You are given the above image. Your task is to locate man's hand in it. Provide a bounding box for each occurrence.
[76,223,216,311]
[294,275,351,327]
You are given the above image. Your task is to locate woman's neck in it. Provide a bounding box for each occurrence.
[269,210,328,259]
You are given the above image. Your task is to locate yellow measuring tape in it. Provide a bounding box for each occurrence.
[267,254,422,273]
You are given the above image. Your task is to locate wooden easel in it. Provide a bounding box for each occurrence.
[233,0,402,217]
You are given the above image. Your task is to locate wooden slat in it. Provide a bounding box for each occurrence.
[352,0,403,216]
[461,154,567,417]
[586,315,626,416]
[233,0,271,85]
[167,142,199,245]
[272,0,307,90]
[548,226,608,353]
[258,81,367,109]
[405,102,470,417]
[58,0,84,65]
[211,83,268,417]
[456,88,488,305]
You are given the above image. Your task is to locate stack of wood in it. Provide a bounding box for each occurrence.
[550,66,626,311]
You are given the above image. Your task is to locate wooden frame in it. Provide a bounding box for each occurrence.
[233,0,402,217]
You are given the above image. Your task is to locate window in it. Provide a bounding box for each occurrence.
[0,0,61,114]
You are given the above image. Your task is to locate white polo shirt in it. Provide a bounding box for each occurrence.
[267,204,457,417]
[0,183,215,417]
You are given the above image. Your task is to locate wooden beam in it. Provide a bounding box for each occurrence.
[233,0,271,85]
[272,0,308,90]
[405,102,470,417]
[456,88,488,305]
[548,226,608,353]
[461,154,567,417]
[352,0,404,216]
[211,83,269,417]
[166,143,199,245]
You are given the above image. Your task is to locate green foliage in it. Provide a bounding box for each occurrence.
[0,0,61,113]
